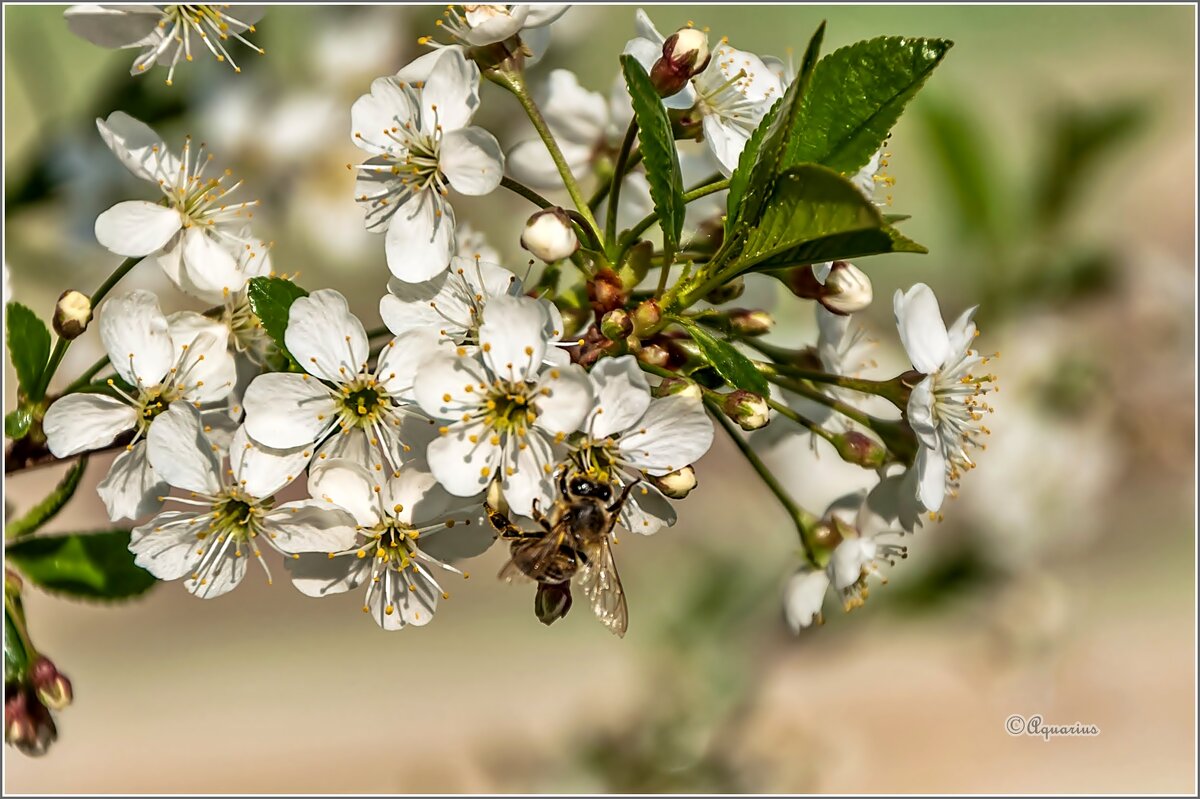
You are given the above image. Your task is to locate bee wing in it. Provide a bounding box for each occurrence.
[498,528,576,584]
[578,535,628,637]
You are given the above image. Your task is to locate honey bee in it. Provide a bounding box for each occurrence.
[487,469,635,637]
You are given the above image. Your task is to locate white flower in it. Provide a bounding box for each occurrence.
[42,290,236,520]
[625,10,782,175]
[288,459,493,629]
[850,148,893,203]
[379,254,524,346]
[433,4,568,47]
[350,48,504,282]
[130,405,358,599]
[65,4,265,86]
[784,487,908,630]
[570,355,713,535]
[242,289,433,473]
[893,283,995,514]
[454,222,501,265]
[413,295,593,515]
[93,112,260,300]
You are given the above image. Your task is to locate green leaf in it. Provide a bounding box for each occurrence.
[758,226,927,270]
[5,605,30,684]
[724,97,778,237]
[6,302,51,399]
[5,406,33,440]
[730,22,826,236]
[5,456,89,540]
[6,530,156,602]
[680,321,768,396]
[620,55,685,252]
[246,276,308,367]
[782,36,953,176]
[917,98,1002,242]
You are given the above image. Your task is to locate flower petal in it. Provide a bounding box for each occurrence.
[99,290,174,387]
[398,48,479,131]
[376,329,444,400]
[166,312,237,404]
[619,481,676,535]
[285,289,369,384]
[617,394,713,475]
[507,138,577,188]
[129,513,204,582]
[242,372,338,449]
[94,201,182,257]
[384,192,455,283]
[440,127,504,196]
[915,445,947,512]
[893,283,950,374]
[534,363,593,436]
[97,440,167,521]
[522,4,568,27]
[307,458,380,528]
[501,431,555,517]
[587,355,651,439]
[426,421,499,497]
[413,352,489,419]
[479,295,549,382]
[146,403,222,495]
[181,227,244,298]
[186,553,247,599]
[65,6,161,49]
[43,393,136,457]
[538,69,608,145]
[95,110,179,182]
[264,499,360,553]
[784,568,830,631]
[286,552,369,598]
[946,306,979,358]
[230,426,310,500]
[906,376,940,450]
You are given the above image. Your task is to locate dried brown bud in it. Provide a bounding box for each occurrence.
[52,290,91,340]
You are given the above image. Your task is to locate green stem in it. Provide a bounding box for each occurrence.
[756,358,897,398]
[492,69,603,245]
[33,255,139,400]
[706,398,820,566]
[500,174,552,209]
[4,590,38,665]
[763,396,837,447]
[62,356,111,395]
[605,121,639,252]
[770,374,876,429]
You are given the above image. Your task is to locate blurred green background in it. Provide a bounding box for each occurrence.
[4,4,1195,793]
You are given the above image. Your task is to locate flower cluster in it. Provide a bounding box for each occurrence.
[7,6,992,754]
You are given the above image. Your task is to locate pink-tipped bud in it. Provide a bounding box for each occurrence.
[53,290,91,340]
[30,657,72,711]
[631,299,663,337]
[520,208,579,263]
[723,389,770,430]
[600,309,633,341]
[819,261,873,315]
[831,430,888,468]
[650,27,711,97]
[650,465,697,499]
[651,376,702,400]
[5,690,57,757]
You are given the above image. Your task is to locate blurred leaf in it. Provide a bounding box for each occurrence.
[621,55,685,252]
[5,407,34,440]
[887,543,997,612]
[1034,101,1146,229]
[7,530,156,602]
[246,276,308,368]
[917,97,1002,242]
[727,22,826,236]
[6,302,51,400]
[783,36,953,175]
[4,457,89,540]
[736,165,924,271]
[679,322,768,396]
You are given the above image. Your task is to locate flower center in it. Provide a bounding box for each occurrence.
[223,296,272,362]
[484,381,539,434]
[155,5,264,82]
[205,489,270,542]
[570,437,621,484]
[339,378,392,429]
[365,518,420,568]
[156,136,259,235]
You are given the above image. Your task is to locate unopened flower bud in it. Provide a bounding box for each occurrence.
[636,342,671,369]
[727,309,774,337]
[650,27,711,97]
[520,208,578,263]
[652,376,703,400]
[650,465,697,499]
[29,658,72,711]
[704,275,744,305]
[819,261,873,315]
[52,290,91,340]
[631,299,662,337]
[534,582,573,627]
[723,389,770,430]
[587,268,626,315]
[5,689,56,757]
[831,430,888,468]
[600,309,633,341]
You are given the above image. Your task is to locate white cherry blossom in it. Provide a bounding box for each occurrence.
[894,283,995,514]
[93,112,260,301]
[42,290,236,521]
[625,10,782,175]
[288,458,493,629]
[571,355,713,535]
[130,405,357,599]
[242,289,435,474]
[432,4,568,47]
[413,294,592,515]
[65,5,264,86]
[350,48,503,282]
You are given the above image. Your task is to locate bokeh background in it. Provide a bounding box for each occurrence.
[3,4,1195,793]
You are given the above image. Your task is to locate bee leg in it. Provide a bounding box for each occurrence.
[608,479,640,514]
[485,503,527,540]
[530,498,552,531]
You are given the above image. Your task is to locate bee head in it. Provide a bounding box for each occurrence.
[567,476,612,502]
